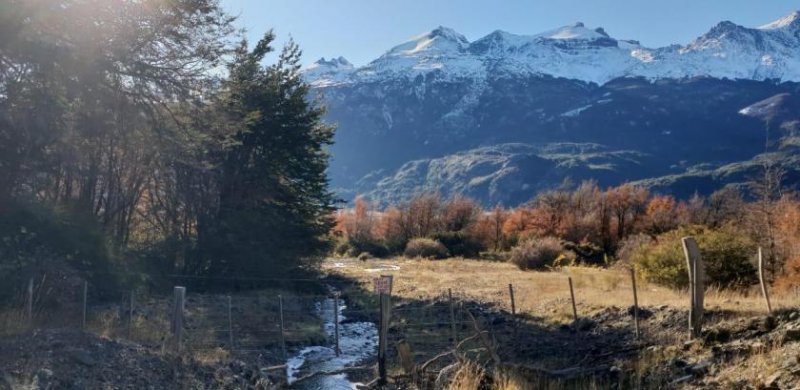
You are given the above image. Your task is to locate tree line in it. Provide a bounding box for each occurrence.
[335,177,800,290]
[0,0,335,293]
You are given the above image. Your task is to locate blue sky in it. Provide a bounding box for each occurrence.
[221,0,799,66]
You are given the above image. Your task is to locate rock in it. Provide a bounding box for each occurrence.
[783,327,800,343]
[68,349,97,367]
[672,358,690,368]
[0,372,12,390]
[687,359,713,376]
[764,371,783,389]
[683,340,701,351]
[574,317,596,331]
[704,328,731,344]
[627,306,653,319]
[32,368,53,390]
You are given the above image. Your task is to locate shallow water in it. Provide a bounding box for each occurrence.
[286,297,378,389]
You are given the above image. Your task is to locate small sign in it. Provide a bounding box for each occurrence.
[373,275,393,295]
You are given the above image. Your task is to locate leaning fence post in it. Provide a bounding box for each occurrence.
[81,281,88,330]
[630,268,640,340]
[278,295,287,359]
[333,292,341,356]
[758,247,773,314]
[448,288,457,347]
[26,278,33,327]
[568,277,578,324]
[508,283,517,336]
[227,295,234,350]
[172,286,186,352]
[682,237,704,338]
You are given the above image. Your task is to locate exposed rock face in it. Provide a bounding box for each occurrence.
[305,11,800,206]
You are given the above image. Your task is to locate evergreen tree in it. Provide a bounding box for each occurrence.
[207,34,336,277]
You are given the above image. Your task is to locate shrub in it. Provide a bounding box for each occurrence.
[350,239,390,258]
[615,233,655,267]
[632,226,757,289]
[563,240,604,265]
[333,240,353,257]
[509,236,564,270]
[404,238,450,259]
[0,200,118,300]
[430,231,484,258]
[774,257,800,292]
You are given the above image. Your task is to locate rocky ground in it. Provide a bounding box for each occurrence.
[0,329,286,389]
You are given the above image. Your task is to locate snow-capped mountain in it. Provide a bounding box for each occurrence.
[305,11,800,86]
[302,11,800,206]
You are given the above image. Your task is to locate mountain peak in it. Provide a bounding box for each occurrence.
[312,56,353,68]
[383,26,469,57]
[759,10,800,30]
[537,22,613,40]
[429,26,469,43]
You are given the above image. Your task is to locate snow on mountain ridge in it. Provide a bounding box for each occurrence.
[304,10,800,86]
[759,10,800,30]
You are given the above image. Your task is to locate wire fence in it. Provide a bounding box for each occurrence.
[0,273,370,363]
[0,269,652,386]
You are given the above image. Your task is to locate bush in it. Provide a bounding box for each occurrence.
[350,239,390,258]
[404,238,450,259]
[509,237,564,270]
[0,200,119,300]
[333,238,389,258]
[615,233,655,267]
[430,231,485,258]
[563,240,604,266]
[632,226,757,289]
[333,240,353,257]
[775,257,800,292]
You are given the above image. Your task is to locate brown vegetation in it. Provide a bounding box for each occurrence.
[336,179,800,291]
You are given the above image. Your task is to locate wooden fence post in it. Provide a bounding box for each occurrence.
[682,237,704,338]
[279,295,287,359]
[508,283,517,336]
[568,277,578,324]
[378,292,391,385]
[228,295,234,350]
[128,290,134,338]
[81,281,88,330]
[630,268,640,340]
[172,286,186,352]
[448,288,457,347]
[26,278,33,327]
[758,247,773,314]
[333,293,341,356]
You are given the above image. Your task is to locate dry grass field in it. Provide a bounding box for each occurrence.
[326,257,800,388]
[325,257,789,323]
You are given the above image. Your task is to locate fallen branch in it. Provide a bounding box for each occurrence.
[261,364,287,372]
[577,344,649,365]
[509,363,611,381]
[419,331,487,373]
[465,308,501,365]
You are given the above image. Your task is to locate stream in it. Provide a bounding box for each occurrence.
[285,295,378,389]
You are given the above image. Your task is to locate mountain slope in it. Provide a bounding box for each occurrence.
[305,11,800,206]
